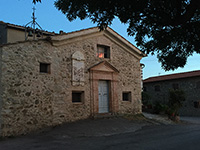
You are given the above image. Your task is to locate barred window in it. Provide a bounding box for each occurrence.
[97,45,110,58]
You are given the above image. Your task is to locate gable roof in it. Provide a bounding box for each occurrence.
[0,21,145,59]
[49,27,145,59]
[143,70,200,83]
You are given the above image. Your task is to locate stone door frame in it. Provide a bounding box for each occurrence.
[89,61,119,116]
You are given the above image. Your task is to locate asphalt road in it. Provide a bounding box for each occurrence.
[0,117,200,150]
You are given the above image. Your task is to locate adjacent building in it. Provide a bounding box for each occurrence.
[143,70,200,116]
[0,21,56,45]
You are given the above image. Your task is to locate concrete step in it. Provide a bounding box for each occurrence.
[93,113,115,119]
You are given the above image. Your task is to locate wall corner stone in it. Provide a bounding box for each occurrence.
[0,47,3,137]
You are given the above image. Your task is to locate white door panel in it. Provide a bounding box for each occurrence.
[98,81,109,113]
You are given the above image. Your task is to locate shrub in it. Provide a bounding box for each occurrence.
[142,91,151,106]
[167,89,185,116]
[153,101,169,114]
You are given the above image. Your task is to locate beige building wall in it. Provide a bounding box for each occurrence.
[0,29,143,137]
[0,22,55,45]
[7,28,52,44]
[7,28,26,44]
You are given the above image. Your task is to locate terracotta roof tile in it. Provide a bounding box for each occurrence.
[143,70,200,83]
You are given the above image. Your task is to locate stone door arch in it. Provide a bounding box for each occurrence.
[89,61,119,115]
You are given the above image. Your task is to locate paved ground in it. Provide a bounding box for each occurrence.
[180,116,200,124]
[143,112,175,125]
[0,116,152,150]
[0,113,200,150]
[143,112,200,125]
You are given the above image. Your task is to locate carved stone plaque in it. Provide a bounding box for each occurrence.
[72,51,85,86]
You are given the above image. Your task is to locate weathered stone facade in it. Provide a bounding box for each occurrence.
[143,71,200,116]
[0,27,144,137]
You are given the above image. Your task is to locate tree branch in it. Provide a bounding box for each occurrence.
[171,0,200,26]
[33,0,41,4]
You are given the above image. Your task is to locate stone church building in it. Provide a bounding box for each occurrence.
[0,26,144,137]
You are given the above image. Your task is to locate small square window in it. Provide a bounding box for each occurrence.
[155,85,160,92]
[40,63,50,73]
[72,91,84,103]
[172,83,179,90]
[122,92,131,101]
[97,45,110,58]
[196,81,200,89]
[194,101,200,108]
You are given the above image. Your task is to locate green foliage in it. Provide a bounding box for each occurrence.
[142,92,153,109]
[51,0,200,71]
[167,89,185,116]
[142,91,151,105]
[153,101,169,114]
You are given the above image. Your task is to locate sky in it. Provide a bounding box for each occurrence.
[0,0,200,79]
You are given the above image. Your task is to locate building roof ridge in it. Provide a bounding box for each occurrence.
[143,70,200,83]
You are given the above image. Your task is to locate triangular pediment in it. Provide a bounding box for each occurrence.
[89,61,119,73]
[49,27,146,59]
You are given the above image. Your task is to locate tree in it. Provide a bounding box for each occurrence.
[34,0,200,71]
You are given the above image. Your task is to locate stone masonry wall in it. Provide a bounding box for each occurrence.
[144,77,200,116]
[0,47,2,136]
[0,34,142,137]
[110,44,142,114]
